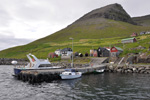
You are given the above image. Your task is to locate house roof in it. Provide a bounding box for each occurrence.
[61,48,72,52]
[121,37,135,41]
[114,46,123,51]
[55,49,62,51]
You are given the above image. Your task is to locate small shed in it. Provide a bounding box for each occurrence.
[90,49,94,57]
[121,38,137,43]
[85,53,89,57]
[131,33,138,37]
[111,46,123,57]
[48,53,58,58]
[75,52,79,57]
[79,53,83,57]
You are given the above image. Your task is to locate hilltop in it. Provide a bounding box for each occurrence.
[0,3,150,59]
[75,3,136,24]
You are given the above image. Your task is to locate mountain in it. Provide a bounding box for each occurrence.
[75,3,136,25]
[0,3,150,58]
[31,3,140,44]
[132,15,150,26]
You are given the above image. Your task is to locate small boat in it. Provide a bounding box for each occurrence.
[12,53,61,75]
[93,69,104,74]
[60,69,82,79]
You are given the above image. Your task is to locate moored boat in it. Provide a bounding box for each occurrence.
[93,69,104,74]
[60,69,82,79]
[12,53,61,75]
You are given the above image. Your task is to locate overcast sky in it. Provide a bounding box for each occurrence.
[0,0,150,51]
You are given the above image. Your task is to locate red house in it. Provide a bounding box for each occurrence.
[131,33,138,37]
[48,53,58,58]
[110,46,123,57]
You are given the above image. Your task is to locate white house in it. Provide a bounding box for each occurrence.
[61,48,73,56]
[55,49,62,56]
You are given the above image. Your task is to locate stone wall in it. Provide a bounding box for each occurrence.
[106,64,150,74]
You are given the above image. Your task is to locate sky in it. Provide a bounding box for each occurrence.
[0,0,150,50]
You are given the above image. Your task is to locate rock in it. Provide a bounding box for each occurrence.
[127,69,133,73]
[109,65,114,70]
[117,69,122,73]
[139,69,146,74]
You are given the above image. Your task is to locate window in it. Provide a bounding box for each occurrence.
[39,64,52,67]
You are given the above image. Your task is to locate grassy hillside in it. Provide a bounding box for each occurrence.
[0,20,150,59]
[31,19,150,43]
[132,15,150,26]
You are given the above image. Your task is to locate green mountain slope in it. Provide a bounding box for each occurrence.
[132,15,150,26]
[0,3,150,59]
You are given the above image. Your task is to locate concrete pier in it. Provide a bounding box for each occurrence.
[15,64,106,84]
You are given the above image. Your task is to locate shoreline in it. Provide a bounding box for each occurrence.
[105,64,150,74]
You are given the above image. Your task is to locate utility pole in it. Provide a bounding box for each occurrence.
[69,37,74,67]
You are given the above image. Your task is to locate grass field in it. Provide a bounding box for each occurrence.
[0,34,150,59]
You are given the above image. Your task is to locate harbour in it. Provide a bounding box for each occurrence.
[14,64,106,84]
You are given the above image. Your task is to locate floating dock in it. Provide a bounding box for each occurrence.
[14,65,106,84]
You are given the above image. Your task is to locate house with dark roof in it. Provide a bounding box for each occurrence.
[121,37,137,43]
[61,48,72,56]
[97,47,110,57]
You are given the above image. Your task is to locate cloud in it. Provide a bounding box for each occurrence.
[0,34,32,51]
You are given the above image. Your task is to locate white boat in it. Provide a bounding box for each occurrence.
[60,69,82,79]
[12,53,61,75]
[60,37,82,80]
[93,69,104,74]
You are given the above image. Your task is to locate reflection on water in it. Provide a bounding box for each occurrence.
[0,65,150,100]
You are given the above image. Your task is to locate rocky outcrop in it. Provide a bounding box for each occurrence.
[76,3,136,25]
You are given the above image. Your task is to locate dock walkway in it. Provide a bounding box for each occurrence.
[16,64,106,84]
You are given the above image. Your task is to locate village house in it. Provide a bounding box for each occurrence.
[48,53,58,58]
[130,33,138,37]
[121,37,137,43]
[110,46,123,57]
[97,47,110,57]
[145,31,150,34]
[61,48,73,56]
[140,32,145,35]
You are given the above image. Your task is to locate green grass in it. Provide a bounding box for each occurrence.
[0,19,150,59]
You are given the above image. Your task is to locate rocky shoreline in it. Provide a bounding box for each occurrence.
[106,64,150,74]
[0,58,27,65]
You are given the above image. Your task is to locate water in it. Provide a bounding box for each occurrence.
[0,65,150,100]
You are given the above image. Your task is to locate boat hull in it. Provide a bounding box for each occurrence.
[14,68,23,75]
[93,69,104,74]
[60,74,81,79]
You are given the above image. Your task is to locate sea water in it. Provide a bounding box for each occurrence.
[0,65,150,100]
